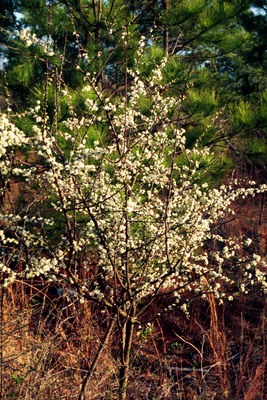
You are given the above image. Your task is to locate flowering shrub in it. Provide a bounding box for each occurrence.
[1,31,267,399]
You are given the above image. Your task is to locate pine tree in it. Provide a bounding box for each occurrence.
[205,3,267,172]
[1,0,262,184]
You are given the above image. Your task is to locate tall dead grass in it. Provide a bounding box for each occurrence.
[0,281,116,400]
[1,279,266,399]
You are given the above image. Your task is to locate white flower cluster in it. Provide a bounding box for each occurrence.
[0,115,29,177]
[20,29,54,55]
[20,29,38,47]
[0,115,28,157]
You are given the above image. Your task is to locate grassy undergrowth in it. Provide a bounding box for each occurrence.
[1,277,266,399]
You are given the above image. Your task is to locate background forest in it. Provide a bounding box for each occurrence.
[1,1,267,399]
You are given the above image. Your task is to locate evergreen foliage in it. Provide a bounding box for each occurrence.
[3,0,264,183]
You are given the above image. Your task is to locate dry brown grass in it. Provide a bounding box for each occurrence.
[0,281,117,400]
[1,279,266,399]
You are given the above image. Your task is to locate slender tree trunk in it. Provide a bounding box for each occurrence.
[163,27,169,55]
[78,317,115,400]
[118,305,136,400]
[162,0,169,55]
[94,0,103,91]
